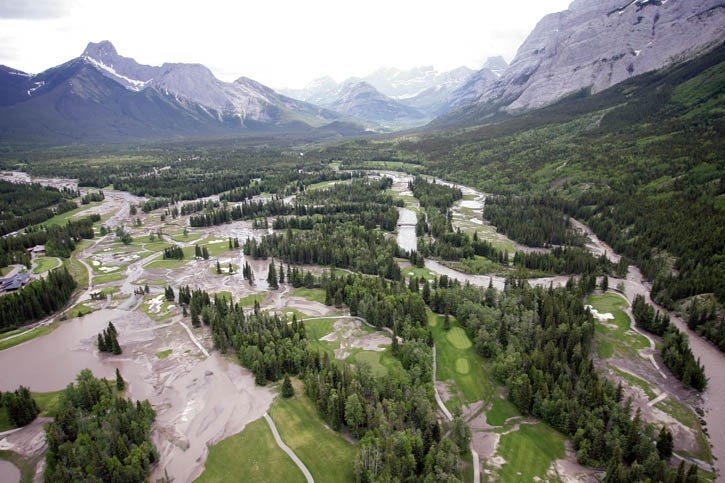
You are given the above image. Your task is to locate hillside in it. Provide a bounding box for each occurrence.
[325,42,725,348]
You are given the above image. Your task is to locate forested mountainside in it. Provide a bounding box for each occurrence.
[321,42,725,349]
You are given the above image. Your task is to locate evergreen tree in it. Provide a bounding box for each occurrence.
[656,426,673,459]
[279,263,285,284]
[216,260,222,274]
[267,261,279,289]
[281,374,294,398]
[115,368,126,391]
[111,335,122,355]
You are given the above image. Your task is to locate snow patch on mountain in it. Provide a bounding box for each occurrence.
[83,55,148,91]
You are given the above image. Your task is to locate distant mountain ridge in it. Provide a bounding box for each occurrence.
[0,41,352,143]
[279,62,494,123]
[328,81,427,128]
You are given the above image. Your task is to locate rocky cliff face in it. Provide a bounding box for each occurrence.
[470,0,725,111]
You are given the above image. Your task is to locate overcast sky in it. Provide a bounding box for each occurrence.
[0,0,572,89]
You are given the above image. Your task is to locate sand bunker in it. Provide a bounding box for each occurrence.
[584,305,614,322]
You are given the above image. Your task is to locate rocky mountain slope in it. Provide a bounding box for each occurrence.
[328,81,427,127]
[444,0,725,119]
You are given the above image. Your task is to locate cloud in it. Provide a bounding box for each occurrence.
[0,0,71,19]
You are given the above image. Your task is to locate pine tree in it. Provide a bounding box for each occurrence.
[278,263,285,284]
[216,260,222,274]
[111,334,122,355]
[115,368,126,391]
[267,261,278,289]
[281,374,294,398]
[656,425,673,459]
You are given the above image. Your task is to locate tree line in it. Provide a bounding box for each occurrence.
[632,295,707,391]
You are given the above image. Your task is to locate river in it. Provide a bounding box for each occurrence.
[1,169,722,480]
[383,170,724,478]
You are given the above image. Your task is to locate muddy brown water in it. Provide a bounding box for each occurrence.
[0,460,20,483]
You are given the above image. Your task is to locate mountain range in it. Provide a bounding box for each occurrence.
[0,0,722,143]
[437,0,725,125]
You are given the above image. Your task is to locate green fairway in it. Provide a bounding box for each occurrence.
[429,311,491,412]
[32,257,61,274]
[612,367,657,400]
[0,389,62,431]
[196,417,305,483]
[66,303,94,318]
[144,259,188,270]
[0,324,54,351]
[302,318,337,356]
[446,327,472,349]
[402,265,436,280]
[156,349,172,359]
[454,358,470,374]
[496,423,565,482]
[486,398,520,427]
[655,398,713,463]
[93,272,125,284]
[587,293,650,358]
[40,202,101,227]
[291,287,326,304]
[270,384,356,483]
[238,293,267,307]
[348,347,401,377]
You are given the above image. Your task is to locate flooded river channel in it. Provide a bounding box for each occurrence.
[0,169,722,480]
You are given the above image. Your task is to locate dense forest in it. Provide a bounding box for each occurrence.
[0,267,77,331]
[314,45,725,352]
[43,370,157,482]
[0,180,79,236]
[0,386,40,427]
[0,215,98,268]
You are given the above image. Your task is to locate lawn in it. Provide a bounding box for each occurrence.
[429,311,492,412]
[40,202,101,227]
[0,389,62,431]
[196,417,305,483]
[655,398,713,463]
[291,287,326,304]
[0,325,54,351]
[144,258,188,270]
[486,398,520,427]
[347,347,401,378]
[303,318,338,357]
[612,367,657,400]
[64,257,88,290]
[156,349,173,359]
[65,303,95,318]
[401,265,436,281]
[587,293,650,358]
[93,272,126,284]
[270,382,356,483]
[169,231,205,243]
[210,263,239,276]
[239,293,267,307]
[32,257,61,274]
[496,423,565,482]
